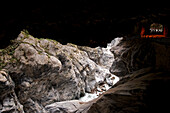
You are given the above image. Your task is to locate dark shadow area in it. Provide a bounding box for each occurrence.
[144,74,170,113]
[0,2,169,48]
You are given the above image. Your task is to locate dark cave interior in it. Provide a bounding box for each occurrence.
[0,2,170,48]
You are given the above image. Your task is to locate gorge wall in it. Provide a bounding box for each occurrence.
[88,37,170,113]
[0,31,119,113]
[0,31,170,113]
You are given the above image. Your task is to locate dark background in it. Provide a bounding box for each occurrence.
[0,1,169,48]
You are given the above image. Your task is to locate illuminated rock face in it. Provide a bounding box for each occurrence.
[0,31,119,113]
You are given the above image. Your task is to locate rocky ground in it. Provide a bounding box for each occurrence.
[0,31,170,113]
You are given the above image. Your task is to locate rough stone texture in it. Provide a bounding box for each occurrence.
[1,32,169,113]
[0,69,24,113]
[110,38,170,77]
[87,38,170,113]
[0,31,117,113]
[45,100,93,113]
[88,68,170,113]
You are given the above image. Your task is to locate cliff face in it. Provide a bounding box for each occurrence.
[88,68,170,113]
[88,38,170,113]
[110,38,170,77]
[0,31,118,113]
[0,31,170,113]
[110,38,155,76]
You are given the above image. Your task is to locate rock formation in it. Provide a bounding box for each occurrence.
[0,69,24,113]
[88,38,170,113]
[88,67,170,113]
[0,31,118,113]
[0,31,169,113]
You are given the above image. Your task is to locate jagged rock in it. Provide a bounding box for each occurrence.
[0,31,117,112]
[0,69,24,113]
[1,31,169,113]
[109,38,168,77]
[78,43,114,69]
[87,38,170,113]
[88,67,170,113]
[0,69,15,100]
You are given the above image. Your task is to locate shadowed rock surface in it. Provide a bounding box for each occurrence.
[88,68,170,113]
[110,37,170,77]
[87,37,170,113]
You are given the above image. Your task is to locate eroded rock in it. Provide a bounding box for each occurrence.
[0,69,24,113]
[87,37,170,113]
[0,31,118,112]
[88,68,170,113]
